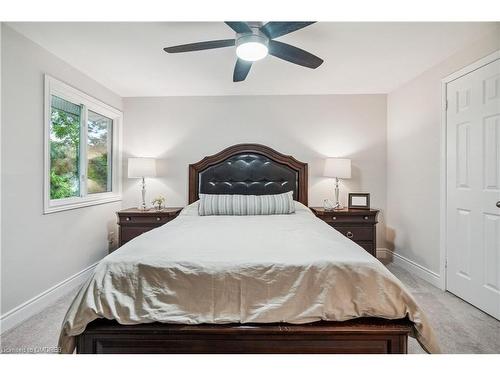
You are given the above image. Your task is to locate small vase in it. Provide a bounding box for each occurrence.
[323,199,335,211]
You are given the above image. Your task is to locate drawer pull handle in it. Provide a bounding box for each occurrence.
[156,217,161,221]
[126,217,131,221]
[333,217,336,220]
[364,216,368,220]
[346,231,354,239]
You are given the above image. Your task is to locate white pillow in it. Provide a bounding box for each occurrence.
[198,191,295,216]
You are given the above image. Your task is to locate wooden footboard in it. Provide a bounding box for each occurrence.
[76,318,412,354]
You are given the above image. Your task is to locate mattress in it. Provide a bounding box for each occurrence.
[58,202,440,353]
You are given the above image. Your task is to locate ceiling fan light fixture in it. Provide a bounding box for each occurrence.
[164,22,322,82]
[235,33,268,62]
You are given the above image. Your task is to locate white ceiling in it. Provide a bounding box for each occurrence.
[7,22,498,97]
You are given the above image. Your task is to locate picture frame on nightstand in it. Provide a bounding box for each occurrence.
[348,193,370,209]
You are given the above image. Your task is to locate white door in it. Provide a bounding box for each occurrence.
[446,57,500,320]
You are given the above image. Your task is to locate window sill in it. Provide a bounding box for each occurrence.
[43,195,122,214]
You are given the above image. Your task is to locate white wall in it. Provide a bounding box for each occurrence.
[0,22,3,316]
[0,25,123,315]
[122,94,388,247]
[386,27,500,275]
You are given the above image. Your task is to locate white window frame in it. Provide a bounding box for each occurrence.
[44,75,122,214]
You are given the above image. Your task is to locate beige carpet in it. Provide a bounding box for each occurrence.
[1,263,499,354]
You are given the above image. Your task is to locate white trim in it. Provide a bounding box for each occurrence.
[439,79,448,291]
[0,23,3,318]
[0,262,98,334]
[377,248,441,288]
[43,195,123,214]
[439,50,500,292]
[43,75,123,214]
[441,50,500,84]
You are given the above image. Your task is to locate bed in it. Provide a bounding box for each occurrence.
[59,144,439,354]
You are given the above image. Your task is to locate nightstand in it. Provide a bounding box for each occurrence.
[116,207,183,248]
[309,207,379,257]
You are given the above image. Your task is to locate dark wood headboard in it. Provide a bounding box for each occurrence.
[188,144,308,206]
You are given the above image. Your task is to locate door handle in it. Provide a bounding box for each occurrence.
[497,201,500,208]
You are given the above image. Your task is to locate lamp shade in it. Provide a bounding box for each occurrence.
[323,158,351,179]
[128,157,156,178]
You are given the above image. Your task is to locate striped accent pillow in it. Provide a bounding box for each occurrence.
[198,191,295,216]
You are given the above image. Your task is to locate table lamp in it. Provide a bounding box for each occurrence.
[323,158,351,210]
[128,157,156,210]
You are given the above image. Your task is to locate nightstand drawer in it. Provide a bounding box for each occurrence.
[320,214,376,224]
[334,226,374,241]
[119,215,170,225]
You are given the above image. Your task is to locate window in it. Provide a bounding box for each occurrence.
[44,75,122,213]
[87,110,113,194]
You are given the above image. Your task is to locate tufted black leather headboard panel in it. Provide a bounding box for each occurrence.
[189,144,308,205]
[198,153,298,199]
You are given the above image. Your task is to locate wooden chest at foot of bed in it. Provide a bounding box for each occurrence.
[76,318,412,354]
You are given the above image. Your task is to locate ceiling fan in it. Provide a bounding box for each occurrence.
[163,22,324,82]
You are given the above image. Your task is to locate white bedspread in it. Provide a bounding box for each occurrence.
[58,202,439,353]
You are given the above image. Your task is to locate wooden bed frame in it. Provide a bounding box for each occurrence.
[77,318,411,354]
[76,144,413,354]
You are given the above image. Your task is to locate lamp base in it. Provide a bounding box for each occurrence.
[332,202,344,211]
[138,177,149,211]
[332,178,344,211]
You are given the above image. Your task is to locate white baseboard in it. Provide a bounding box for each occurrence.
[377,248,441,288]
[0,262,98,334]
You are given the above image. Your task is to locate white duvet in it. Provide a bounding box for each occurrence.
[58,202,440,353]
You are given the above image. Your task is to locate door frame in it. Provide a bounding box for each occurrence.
[440,50,500,291]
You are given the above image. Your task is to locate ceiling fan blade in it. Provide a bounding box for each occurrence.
[260,22,316,39]
[225,22,252,34]
[164,39,235,53]
[268,40,323,69]
[233,59,252,82]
